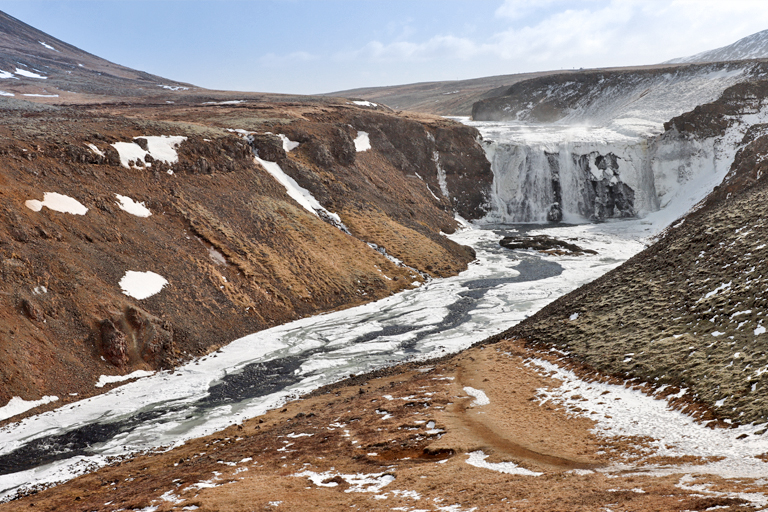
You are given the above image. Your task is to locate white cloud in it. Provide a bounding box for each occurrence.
[250,0,768,92]
[337,0,768,69]
[494,0,559,20]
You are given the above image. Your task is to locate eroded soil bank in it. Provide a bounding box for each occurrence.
[0,97,492,412]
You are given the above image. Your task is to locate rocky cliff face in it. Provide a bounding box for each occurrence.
[0,98,492,411]
[501,78,768,425]
[470,61,768,224]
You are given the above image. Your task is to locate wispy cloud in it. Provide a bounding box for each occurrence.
[333,0,768,69]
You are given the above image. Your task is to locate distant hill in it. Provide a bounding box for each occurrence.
[666,29,768,64]
[0,10,197,101]
[326,71,570,116]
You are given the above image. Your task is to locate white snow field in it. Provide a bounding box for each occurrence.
[25,192,88,215]
[115,194,151,217]
[118,271,168,299]
[112,135,187,168]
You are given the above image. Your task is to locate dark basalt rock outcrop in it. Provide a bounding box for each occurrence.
[499,235,597,255]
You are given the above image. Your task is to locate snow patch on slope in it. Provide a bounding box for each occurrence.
[14,68,46,79]
[95,371,155,388]
[25,192,88,215]
[531,358,768,479]
[115,194,151,217]
[0,396,58,422]
[354,131,371,152]
[112,136,186,168]
[119,271,168,299]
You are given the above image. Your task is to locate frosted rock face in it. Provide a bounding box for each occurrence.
[483,138,657,223]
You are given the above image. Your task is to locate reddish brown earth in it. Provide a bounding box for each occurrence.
[0,98,492,415]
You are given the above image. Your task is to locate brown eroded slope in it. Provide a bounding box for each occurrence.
[0,97,492,416]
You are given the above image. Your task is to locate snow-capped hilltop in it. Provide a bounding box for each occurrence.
[666,28,768,64]
[0,9,194,100]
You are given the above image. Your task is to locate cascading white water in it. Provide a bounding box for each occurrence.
[462,63,764,224]
[478,125,659,223]
[465,112,765,225]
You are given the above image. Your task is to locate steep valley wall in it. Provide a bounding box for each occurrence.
[497,78,768,425]
[0,99,492,413]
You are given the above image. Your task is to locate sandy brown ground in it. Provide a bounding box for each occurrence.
[4,339,765,512]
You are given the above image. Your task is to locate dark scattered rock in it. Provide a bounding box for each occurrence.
[499,235,597,255]
[100,319,128,367]
[249,133,284,162]
[20,299,41,321]
[133,137,148,151]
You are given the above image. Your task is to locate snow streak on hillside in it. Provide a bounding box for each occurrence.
[667,29,768,64]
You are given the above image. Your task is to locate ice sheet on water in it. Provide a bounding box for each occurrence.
[0,223,646,499]
[0,396,58,422]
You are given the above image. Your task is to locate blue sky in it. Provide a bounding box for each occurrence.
[1,0,768,94]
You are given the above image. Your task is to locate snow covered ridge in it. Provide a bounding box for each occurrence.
[472,61,761,135]
[666,28,768,64]
[112,135,187,169]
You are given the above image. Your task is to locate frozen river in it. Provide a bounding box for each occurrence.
[0,221,646,500]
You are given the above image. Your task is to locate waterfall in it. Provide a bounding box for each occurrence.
[482,135,659,223]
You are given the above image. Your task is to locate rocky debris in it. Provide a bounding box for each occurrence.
[100,319,128,367]
[499,235,597,256]
[19,298,41,321]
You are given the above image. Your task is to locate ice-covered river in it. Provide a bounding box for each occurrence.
[0,220,647,500]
